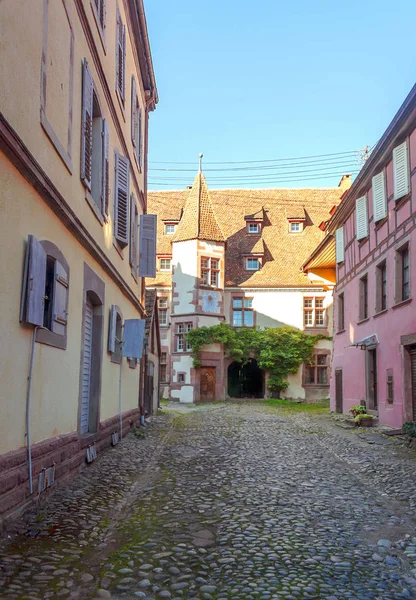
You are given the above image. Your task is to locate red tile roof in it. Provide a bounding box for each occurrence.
[148,183,344,288]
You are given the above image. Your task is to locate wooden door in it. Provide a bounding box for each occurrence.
[80,298,93,434]
[200,367,216,402]
[335,369,343,413]
[411,348,416,421]
[367,348,378,410]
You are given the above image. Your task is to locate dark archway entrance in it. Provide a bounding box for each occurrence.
[228,359,264,398]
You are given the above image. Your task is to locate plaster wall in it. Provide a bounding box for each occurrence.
[0,155,141,454]
[172,240,198,314]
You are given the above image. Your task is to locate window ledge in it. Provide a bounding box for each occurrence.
[392,297,412,310]
[303,384,330,388]
[85,190,104,225]
[36,328,67,350]
[200,285,222,291]
[357,317,370,325]
[304,327,329,335]
[336,329,346,335]
[373,308,388,319]
[110,353,122,365]
[394,193,411,209]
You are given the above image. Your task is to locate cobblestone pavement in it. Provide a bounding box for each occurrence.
[1,403,416,600]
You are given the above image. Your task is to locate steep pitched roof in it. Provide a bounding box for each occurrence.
[148,184,344,288]
[172,173,225,243]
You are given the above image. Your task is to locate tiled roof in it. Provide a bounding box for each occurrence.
[148,183,344,288]
[172,173,225,243]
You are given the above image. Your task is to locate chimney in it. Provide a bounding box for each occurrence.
[338,174,352,191]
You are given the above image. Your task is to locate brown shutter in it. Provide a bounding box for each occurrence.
[81,59,94,190]
[108,304,117,353]
[20,235,47,326]
[52,260,69,335]
[139,214,157,278]
[114,152,130,247]
[101,118,109,217]
[131,76,137,147]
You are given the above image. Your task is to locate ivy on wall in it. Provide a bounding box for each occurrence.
[186,324,328,393]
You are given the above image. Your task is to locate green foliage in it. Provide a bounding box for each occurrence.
[186,323,328,393]
[350,404,367,415]
[403,421,416,438]
[354,413,374,422]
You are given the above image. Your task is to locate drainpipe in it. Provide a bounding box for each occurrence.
[117,330,124,440]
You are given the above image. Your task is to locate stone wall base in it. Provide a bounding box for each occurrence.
[0,408,140,530]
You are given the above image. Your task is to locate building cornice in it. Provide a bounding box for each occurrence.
[0,113,145,315]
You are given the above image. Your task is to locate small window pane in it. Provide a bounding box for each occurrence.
[201,270,209,285]
[186,323,193,332]
[315,298,324,308]
[165,224,176,234]
[160,259,171,271]
[244,298,253,308]
[159,298,168,308]
[233,310,243,327]
[177,324,184,333]
[318,368,328,385]
[305,366,315,384]
[201,257,209,268]
[304,298,313,308]
[211,259,219,270]
[316,310,325,326]
[211,271,219,287]
[317,355,327,366]
[160,352,167,364]
[233,298,243,308]
[159,309,168,325]
[248,223,259,233]
[290,222,300,232]
[244,311,254,326]
[304,312,313,326]
[247,258,259,270]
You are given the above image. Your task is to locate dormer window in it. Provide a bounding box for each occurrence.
[248,222,260,234]
[290,222,301,233]
[246,257,260,271]
[160,258,172,271]
[165,224,176,235]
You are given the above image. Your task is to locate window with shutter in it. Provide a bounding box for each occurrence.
[116,10,126,102]
[52,260,69,336]
[139,214,157,277]
[108,304,123,363]
[393,140,409,201]
[138,108,143,172]
[355,195,368,241]
[372,171,386,222]
[122,319,146,359]
[131,76,137,147]
[108,304,117,353]
[81,59,94,190]
[129,194,139,277]
[114,152,130,247]
[335,227,344,264]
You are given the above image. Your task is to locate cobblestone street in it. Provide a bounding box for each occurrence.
[1,403,416,600]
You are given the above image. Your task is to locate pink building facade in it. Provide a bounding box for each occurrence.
[304,85,416,428]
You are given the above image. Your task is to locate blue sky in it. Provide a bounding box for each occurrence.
[145,0,416,190]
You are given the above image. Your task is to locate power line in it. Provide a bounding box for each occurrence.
[149,149,360,166]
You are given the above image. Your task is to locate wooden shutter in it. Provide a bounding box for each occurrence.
[129,194,139,269]
[80,297,93,434]
[122,319,146,359]
[393,140,409,200]
[335,227,344,264]
[114,152,130,247]
[81,59,94,190]
[108,304,117,353]
[131,76,137,147]
[355,195,368,240]
[116,12,126,101]
[101,118,109,217]
[372,171,386,222]
[52,261,69,335]
[99,0,106,30]
[20,235,47,326]
[138,108,143,171]
[139,214,157,277]
[121,24,126,100]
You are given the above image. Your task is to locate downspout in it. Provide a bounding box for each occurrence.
[26,326,39,494]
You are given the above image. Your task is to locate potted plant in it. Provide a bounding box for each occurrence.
[354,413,375,427]
[349,404,367,418]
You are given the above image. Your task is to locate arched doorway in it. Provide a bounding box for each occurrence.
[227,359,264,398]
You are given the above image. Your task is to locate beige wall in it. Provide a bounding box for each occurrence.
[0,154,142,454]
[0,0,146,300]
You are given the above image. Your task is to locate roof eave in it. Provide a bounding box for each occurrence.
[130,0,158,111]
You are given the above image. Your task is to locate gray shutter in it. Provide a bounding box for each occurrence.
[99,0,106,29]
[122,319,146,359]
[80,297,93,434]
[81,59,94,190]
[335,227,344,264]
[393,140,409,200]
[139,214,157,277]
[129,194,138,268]
[372,171,386,222]
[138,108,143,171]
[121,24,126,100]
[22,235,47,326]
[108,304,117,353]
[131,76,137,147]
[101,118,109,216]
[355,195,368,240]
[114,152,130,247]
[52,261,69,335]
[116,11,120,93]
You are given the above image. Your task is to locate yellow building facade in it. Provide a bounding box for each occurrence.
[0,0,157,524]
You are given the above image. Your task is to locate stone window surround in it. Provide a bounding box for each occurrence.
[303,349,331,388]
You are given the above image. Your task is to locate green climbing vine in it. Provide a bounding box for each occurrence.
[185,323,329,393]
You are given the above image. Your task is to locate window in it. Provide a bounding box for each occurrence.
[359,275,368,320]
[376,261,387,313]
[116,7,126,103]
[232,297,254,327]
[386,369,394,404]
[92,0,106,34]
[114,151,130,248]
[160,258,172,272]
[338,293,345,331]
[131,77,143,171]
[304,353,329,386]
[393,140,409,201]
[178,373,186,383]
[165,224,176,235]
[176,322,192,352]
[290,222,301,233]
[201,257,220,287]
[248,222,259,234]
[303,297,326,328]
[81,59,109,221]
[20,236,70,350]
[160,352,167,382]
[395,245,410,303]
[246,257,260,271]
[108,305,123,364]
[159,298,168,326]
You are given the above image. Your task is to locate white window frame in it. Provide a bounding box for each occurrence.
[247,222,260,234]
[290,222,301,233]
[160,258,172,272]
[165,224,176,235]
[201,257,220,287]
[176,322,193,352]
[158,297,168,326]
[246,257,260,271]
[303,297,326,328]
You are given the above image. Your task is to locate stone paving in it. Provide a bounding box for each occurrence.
[1,402,416,600]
